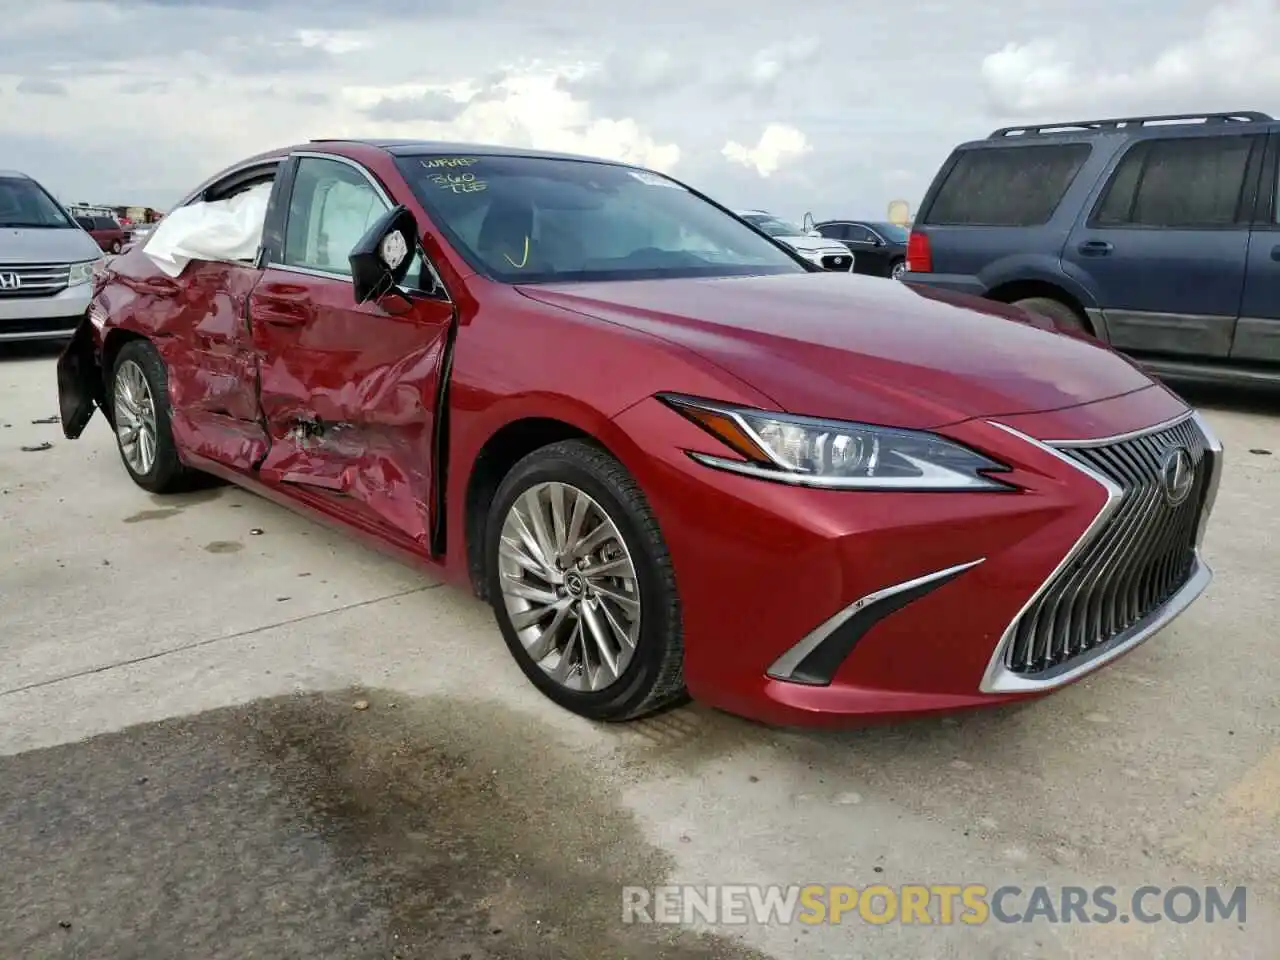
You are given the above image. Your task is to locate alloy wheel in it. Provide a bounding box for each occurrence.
[497,481,641,692]
[891,261,907,280]
[114,359,159,475]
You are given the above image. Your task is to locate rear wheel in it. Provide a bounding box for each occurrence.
[110,240,122,254]
[1012,296,1089,335]
[890,259,907,281]
[485,439,686,722]
[109,339,197,494]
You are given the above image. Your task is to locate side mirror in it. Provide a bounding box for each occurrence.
[350,204,420,305]
[802,211,815,234]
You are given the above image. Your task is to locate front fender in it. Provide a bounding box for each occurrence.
[57,317,110,439]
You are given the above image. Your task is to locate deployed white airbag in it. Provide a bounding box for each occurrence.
[142,182,273,277]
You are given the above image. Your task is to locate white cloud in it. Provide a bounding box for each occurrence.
[346,69,681,171]
[722,124,811,177]
[294,29,369,55]
[982,0,1280,116]
[748,36,820,86]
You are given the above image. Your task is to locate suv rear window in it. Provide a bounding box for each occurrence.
[923,143,1092,227]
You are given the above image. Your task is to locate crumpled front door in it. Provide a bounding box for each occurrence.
[249,268,453,547]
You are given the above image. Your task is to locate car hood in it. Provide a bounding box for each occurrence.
[515,272,1158,429]
[0,226,101,264]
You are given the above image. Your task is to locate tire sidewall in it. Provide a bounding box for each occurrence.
[485,445,675,719]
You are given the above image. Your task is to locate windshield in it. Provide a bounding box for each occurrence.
[395,155,806,284]
[741,213,806,237]
[0,177,74,228]
[871,222,910,243]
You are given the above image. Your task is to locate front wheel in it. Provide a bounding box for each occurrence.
[484,439,686,722]
[110,339,197,493]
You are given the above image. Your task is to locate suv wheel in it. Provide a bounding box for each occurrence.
[1012,296,1088,335]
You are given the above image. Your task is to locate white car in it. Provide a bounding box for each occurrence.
[736,209,854,272]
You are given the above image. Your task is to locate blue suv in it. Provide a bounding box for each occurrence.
[905,111,1280,386]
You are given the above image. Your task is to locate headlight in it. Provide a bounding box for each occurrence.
[68,258,102,286]
[659,394,1012,491]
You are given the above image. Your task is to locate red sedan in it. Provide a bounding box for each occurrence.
[56,140,1224,727]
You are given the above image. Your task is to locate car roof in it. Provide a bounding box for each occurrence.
[307,138,640,166]
[0,170,32,179]
[952,110,1277,152]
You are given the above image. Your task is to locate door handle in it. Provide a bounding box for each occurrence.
[1270,244,1280,261]
[260,314,307,327]
[1077,240,1113,256]
[253,293,309,327]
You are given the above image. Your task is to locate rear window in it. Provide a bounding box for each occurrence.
[923,143,1092,227]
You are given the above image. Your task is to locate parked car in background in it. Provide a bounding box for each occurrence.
[75,213,130,254]
[58,138,1222,729]
[0,169,104,342]
[814,219,910,279]
[736,209,855,271]
[905,110,1280,386]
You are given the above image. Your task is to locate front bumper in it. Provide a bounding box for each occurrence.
[0,280,92,342]
[612,384,1221,727]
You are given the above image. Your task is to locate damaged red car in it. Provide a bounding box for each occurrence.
[56,139,1224,727]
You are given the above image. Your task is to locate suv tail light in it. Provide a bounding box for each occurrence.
[906,231,932,273]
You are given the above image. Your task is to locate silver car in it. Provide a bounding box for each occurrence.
[0,170,104,342]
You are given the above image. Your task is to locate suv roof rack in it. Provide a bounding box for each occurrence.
[988,111,1274,138]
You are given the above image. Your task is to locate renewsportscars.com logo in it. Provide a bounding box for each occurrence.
[622,884,1248,926]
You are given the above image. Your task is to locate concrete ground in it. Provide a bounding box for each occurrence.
[1,341,1276,959]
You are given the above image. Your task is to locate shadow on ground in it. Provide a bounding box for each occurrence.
[0,690,771,960]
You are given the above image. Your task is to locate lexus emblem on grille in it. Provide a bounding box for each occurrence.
[1160,446,1195,506]
[0,272,20,290]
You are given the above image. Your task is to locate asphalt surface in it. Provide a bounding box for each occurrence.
[1,340,1277,959]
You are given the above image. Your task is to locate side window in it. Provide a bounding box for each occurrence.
[75,216,93,230]
[283,157,388,276]
[846,225,875,243]
[924,143,1093,227]
[817,223,848,240]
[1093,144,1148,225]
[1124,136,1257,228]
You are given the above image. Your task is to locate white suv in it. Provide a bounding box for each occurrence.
[736,210,855,271]
[0,170,104,342]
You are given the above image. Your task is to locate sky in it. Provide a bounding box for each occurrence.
[2,0,1278,221]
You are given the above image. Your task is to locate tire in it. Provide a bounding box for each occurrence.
[110,240,122,254]
[109,339,197,494]
[1012,296,1088,334]
[890,259,907,281]
[484,439,686,722]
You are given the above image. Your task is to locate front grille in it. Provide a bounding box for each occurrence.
[1004,415,1212,676]
[821,252,854,271]
[0,262,71,299]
